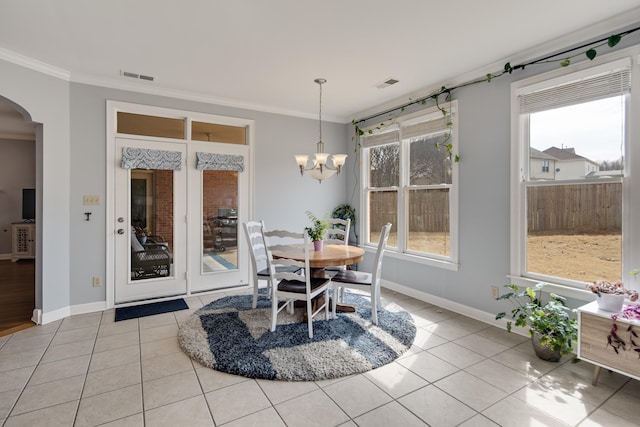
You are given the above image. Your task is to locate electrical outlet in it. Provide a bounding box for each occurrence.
[92,276,101,287]
[491,285,499,299]
[83,195,100,206]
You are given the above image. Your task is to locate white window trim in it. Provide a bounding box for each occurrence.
[510,46,640,291]
[359,102,459,271]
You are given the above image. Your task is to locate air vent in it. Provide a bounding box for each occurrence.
[120,70,155,82]
[375,78,399,89]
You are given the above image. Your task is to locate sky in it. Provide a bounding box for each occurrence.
[530,95,625,163]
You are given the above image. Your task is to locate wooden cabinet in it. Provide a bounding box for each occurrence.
[11,223,35,262]
[578,301,640,384]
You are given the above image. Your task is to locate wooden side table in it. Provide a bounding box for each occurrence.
[578,301,640,385]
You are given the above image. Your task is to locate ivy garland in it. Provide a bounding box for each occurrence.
[352,27,640,163]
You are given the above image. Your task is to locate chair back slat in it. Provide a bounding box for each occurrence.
[372,223,392,285]
[324,218,350,245]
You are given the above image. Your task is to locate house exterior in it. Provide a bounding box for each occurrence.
[543,146,599,180]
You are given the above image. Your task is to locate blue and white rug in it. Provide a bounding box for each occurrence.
[178,293,416,381]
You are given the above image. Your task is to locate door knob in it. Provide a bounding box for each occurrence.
[117,229,125,235]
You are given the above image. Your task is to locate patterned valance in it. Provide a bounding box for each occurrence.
[196,152,244,172]
[121,147,182,170]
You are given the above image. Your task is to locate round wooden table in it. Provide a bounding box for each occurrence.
[271,244,365,313]
[271,244,364,277]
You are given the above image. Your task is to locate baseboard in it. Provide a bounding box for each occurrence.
[0,253,11,261]
[40,301,108,324]
[381,279,530,337]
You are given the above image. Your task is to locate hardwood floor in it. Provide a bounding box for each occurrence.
[0,259,35,337]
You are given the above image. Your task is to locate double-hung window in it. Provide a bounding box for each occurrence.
[361,102,458,268]
[511,56,633,287]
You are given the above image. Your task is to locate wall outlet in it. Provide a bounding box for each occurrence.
[83,195,100,206]
[491,285,499,299]
[92,276,101,287]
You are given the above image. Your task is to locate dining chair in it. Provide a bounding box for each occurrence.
[243,220,270,308]
[243,221,303,309]
[331,223,392,325]
[263,228,331,339]
[323,218,351,278]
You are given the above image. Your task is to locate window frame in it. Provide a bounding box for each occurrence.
[360,102,459,270]
[510,48,640,293]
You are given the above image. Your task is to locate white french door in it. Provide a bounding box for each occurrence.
[113,136,249,304]
[114,137,188,303]
[188,141,248,293]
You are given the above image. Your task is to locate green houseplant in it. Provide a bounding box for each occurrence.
[495,283,578,361]
[304,211,329,250]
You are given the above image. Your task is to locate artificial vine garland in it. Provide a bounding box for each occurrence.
[352,27,640,163]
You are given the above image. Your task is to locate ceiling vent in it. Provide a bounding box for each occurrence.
[375,78,399,89]
[120,70,155,82]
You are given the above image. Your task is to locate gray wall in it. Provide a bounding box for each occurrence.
[348,27,640,316]
[0,139,35,254]
[0,58,71,316]
[69,83,348,305]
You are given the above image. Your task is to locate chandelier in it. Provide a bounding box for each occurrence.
[294,78,347,183]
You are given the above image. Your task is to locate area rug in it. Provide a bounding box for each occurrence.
[178,293,416,381]
[115,298,189,321]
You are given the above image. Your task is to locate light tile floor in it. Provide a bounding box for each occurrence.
[1,288,639,426]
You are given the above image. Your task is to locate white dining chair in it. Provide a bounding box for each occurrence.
[323,218,351,278]
[243,220,271,308]
[263,228,331,339]
[331,223,392,325]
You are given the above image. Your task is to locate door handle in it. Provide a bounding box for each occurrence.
[117,229,125,235]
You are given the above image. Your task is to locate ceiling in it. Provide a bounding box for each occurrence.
[1,1,640,127]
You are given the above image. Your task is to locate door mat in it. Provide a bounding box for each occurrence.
[115,298,189,322]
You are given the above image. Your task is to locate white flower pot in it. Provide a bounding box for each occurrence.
[596,293,625,312]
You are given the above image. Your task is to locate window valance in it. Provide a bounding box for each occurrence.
[121,147,182,170]
[196,152,245,172]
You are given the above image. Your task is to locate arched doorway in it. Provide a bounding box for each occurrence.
[0,96,37,335]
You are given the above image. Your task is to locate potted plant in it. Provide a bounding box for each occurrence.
[495,283,578,362]
[586,280,638,312]
[304,211,329,251]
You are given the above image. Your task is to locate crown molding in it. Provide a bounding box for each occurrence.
[72,73,344,124]
[0,47,70,81]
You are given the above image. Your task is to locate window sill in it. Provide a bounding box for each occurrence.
[363,245,459,272]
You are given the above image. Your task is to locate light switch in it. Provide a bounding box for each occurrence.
[83,195,100,206]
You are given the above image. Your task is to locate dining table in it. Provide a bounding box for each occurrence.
[270,243,365,278]
[270,243,365,313]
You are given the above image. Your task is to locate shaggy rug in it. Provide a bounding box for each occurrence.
[178,293,416,381]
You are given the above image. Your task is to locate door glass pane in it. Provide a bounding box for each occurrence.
[192,122,246,144]
[202,170,238,272]
[407,188,450,256]
[118,112,185,139]
[130,170,174,280]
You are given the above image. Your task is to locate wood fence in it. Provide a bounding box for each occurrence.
[370,182,621,233]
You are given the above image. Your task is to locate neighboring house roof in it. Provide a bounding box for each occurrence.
[543,146,599,165]
[530,147,557,160]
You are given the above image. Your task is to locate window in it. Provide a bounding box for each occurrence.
[541,160,549,173]
[512,57,632,286]
[361,102,458,267]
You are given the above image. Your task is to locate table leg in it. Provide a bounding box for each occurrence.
[592,365,601,386]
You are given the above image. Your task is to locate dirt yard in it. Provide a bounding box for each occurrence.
[527,232,622,283]
[382,231,623,283]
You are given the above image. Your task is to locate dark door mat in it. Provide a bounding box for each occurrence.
[115,298,189,322]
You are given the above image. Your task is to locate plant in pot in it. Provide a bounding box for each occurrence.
[586,280,638,312]
[495,283,578,362]
[304,211,329,251]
